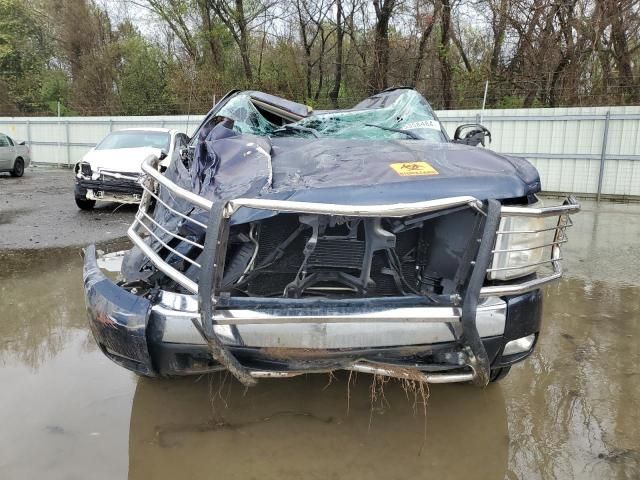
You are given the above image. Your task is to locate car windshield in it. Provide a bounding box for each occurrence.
[96,131,170,151]
[213,89,446,142]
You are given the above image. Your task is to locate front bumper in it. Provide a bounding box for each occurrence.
[83,246,154,375]
[83,245,542,381]
[76,176,143,203]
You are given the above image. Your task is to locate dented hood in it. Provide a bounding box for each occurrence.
[269,137,540,200]
[82,147,162,174]
[158,127,540,229]
[174,132,539,205]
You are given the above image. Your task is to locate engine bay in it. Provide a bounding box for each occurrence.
[204,207,482,299]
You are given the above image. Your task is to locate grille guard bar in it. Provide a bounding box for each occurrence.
[128,155,580,386]
[130,156,579,297]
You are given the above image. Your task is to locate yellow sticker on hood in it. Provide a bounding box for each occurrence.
[389,161,438,176]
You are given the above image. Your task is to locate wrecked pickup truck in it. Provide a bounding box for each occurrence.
[83,87,579,387]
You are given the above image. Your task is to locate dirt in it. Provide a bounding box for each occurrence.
[0,167,136,249]
[0,197,639,479]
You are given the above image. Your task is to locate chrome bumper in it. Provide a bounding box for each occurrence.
[87,249,540,385]
[247,364,475,384]
[154,291,506,349]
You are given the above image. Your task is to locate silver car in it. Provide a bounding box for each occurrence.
[0,133,31,177]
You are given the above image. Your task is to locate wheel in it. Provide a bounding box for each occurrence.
[489,366,511,382]
[10,158,24,177]
[75,194,96,210]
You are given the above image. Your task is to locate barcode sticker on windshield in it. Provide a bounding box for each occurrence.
[402,120,441,130]
[389,161,439,176]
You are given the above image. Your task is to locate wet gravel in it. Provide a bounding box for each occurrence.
[0,167,136,249]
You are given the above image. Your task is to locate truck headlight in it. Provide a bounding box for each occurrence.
[488,213,546,281]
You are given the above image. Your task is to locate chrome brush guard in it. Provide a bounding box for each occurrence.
[129,155,579,298]
[126,155,580,386]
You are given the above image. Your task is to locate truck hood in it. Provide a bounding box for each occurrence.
[269,137,540,199]
[161,131,540,226]
[82,147,162,174]
[184,134,539,200]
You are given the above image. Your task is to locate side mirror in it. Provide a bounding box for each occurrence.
[453,124,491,147]
[159,150,168,161]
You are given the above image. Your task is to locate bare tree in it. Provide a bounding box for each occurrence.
[411,0,438,86]
[197,0,223,67]
[368,0,398,94]
[600,0,639,101]
[329,0,344,106]
[48,0,119,112]
[438,0,454,108]
[143,0,200,62]
[294,0,334,100]
[208,0,276,82]
[344,0,370,86]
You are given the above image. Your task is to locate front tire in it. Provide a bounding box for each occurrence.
[75,194,96,210]
[10,158,24,177]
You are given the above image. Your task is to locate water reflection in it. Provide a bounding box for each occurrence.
[0,248,93,369]
[560,198,640,287]
[505,277,640,479]
[128,374,508,480]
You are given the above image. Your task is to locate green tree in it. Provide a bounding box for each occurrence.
[0,0,50,113]
[115,27,174,115]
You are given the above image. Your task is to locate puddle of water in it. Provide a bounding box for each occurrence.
[560,199,640,287]
[0,202,639,479]
[129,374,508,480]
[505,279,640,479]
[0,247,136,480]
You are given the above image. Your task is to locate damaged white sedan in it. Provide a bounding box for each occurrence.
[74,128,189,210]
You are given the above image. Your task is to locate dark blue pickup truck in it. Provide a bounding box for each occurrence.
[82,88,579,387]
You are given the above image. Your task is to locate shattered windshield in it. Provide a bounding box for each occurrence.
[214,90,446,142]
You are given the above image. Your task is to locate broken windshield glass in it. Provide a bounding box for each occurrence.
[214,89,446,142]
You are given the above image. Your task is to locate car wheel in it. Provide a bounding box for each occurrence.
[489,366,511,382]
[10,158,24,177]
[75,194,96,210]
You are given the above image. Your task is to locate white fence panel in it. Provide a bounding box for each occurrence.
[0,115,205,167]
[1,105,639,197]
[437,106,640,197]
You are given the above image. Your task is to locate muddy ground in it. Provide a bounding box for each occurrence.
[0,169,639,479]
[0,168,136,249]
